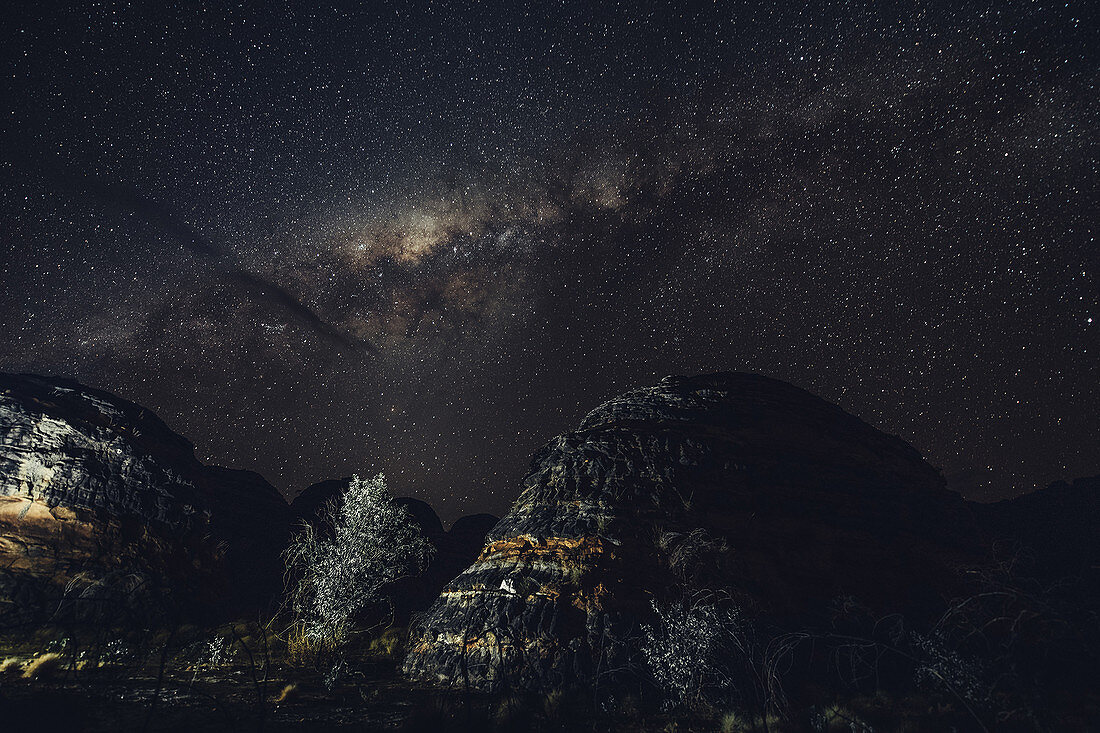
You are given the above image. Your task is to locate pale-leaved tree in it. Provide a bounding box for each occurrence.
[285,473,434,647]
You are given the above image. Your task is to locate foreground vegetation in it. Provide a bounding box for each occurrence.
[0,632,1004,733]
[2,608,1095,732]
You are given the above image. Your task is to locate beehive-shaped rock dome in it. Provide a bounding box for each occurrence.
[403,373,975,689]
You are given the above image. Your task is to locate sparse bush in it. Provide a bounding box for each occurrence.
[717,710,787,732]
[23,652,63,680]
[641,591,743,710]
[98,637,133,667]
[659,528,729,584]
[615,692,641,718]
[201,635,234,667]
[285,621,337,667]
[52,570,161,627]
[540,685,593,726]
[45,636,71,653]
[493,693,535,731]
[911,631,991,709]
[542,688,566,719]
[809,704,873,732]
[918,554,1097,730]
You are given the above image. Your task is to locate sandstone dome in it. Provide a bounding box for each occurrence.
[0,373,291,623]
[404,373,977,689]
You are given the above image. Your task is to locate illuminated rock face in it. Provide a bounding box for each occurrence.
[404,373,977,690]
[0,373,291,624]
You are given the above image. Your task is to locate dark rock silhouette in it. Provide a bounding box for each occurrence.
[0,372,291,624]
[403,372,984,689]
[976,474,1099,580]
[288,477,347,527]
[446,513,500,573]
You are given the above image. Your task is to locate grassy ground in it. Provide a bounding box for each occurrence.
[1,662,432,731]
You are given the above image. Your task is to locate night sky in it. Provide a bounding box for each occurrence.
[1,2,1096,522]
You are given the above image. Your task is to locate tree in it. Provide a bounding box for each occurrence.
[285,473,434,648]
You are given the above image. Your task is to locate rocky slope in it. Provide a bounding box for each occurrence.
[0,373,292,625]
[403,372,983,690]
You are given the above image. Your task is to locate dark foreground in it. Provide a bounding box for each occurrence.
[7,661,1094,732]
[1,662,436,732]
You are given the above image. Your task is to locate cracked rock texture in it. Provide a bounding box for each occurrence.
[0,372,291,624]
[403,372,981,690]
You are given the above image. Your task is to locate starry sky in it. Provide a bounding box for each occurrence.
[1,1,1096,522]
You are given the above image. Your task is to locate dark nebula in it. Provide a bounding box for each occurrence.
[1,2,1096,521]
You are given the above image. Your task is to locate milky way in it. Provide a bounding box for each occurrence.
[1,2,1096,521]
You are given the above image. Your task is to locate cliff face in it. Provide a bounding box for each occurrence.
[403,373,980,690]
[0,373,291,624]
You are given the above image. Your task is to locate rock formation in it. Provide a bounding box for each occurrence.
[0,373,291,625]
[403,372,982,689]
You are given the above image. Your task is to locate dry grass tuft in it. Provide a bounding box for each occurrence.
[275,682,300,703]
[368,626,406,659]
[0,657,23,674]
[23,652,64,680]
[285,623,337,667]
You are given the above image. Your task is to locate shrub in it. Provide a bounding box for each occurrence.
[285,621,337,667]
[368,626,406,659]
[493,693,535,730]
[0,657,22,674]
[201,635,234,667]
[719,711,787,732]
[809,704,873,732]
[641,591,743,710]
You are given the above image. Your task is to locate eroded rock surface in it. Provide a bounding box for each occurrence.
[0,373,291,624]
[403,372,980,689]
